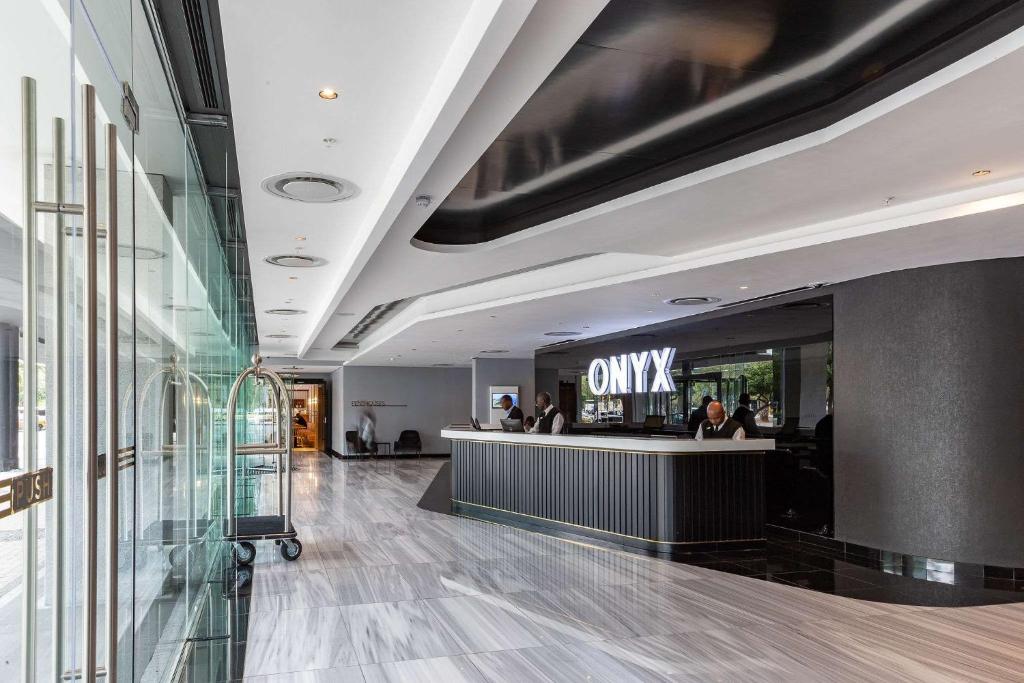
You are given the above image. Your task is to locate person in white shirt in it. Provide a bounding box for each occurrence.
[694,401,746,441]
[530,392,565,434]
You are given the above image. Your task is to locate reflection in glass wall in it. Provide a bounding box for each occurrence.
[0,0,252,678]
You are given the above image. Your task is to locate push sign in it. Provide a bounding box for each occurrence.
[1,466,53,519]
[587,348,676,395]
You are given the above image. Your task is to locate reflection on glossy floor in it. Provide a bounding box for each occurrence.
[240,454,1024,681]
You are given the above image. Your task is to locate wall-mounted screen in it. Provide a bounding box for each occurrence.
[491,392,519,408]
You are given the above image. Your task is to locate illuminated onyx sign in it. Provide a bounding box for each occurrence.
[587,348,676,395]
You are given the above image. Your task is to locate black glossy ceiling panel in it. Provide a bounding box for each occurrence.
[415,0,1024,246]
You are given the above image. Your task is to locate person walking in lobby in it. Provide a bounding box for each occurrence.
[695,400,746,440]
[530,391,565,434]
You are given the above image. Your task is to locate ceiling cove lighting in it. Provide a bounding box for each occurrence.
[665,296,721,306]
[261,172,357,203]
[265,308,307,316]
[264,254,327,268]
[318,88,338,100]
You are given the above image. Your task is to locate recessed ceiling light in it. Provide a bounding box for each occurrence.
[288,276,298,281]
[972,169,991,177]
[544,331,580,337]
[295,236,307,241]
[265,333,295,339]
[479,350,509,354]
[265,308,307,316]
[163,303,201,312]
[318,88,338,100]
[739,285,749,290]
[265,254,327,268]
[665,296,722,306]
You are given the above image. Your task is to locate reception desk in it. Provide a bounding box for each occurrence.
[442,429,775,554]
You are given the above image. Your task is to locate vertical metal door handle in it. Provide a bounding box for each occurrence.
[20,73,39,683]
[104,122,119,683]
[81,82,99,683]
[51,114,67,683]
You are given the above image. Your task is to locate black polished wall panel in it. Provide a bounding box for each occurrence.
[834,258,1024,567]
[451,439,765,548]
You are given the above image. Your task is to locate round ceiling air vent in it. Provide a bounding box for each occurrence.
[665,296,721,306]
[265,308,307,316]
[261,172,358,203]
[264,254,327,268]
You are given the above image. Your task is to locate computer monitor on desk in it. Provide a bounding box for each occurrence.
[500,418,525,432]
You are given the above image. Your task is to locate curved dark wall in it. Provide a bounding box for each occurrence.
[834,258,1024,567]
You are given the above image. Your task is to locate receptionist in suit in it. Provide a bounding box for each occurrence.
[500,394,524,422]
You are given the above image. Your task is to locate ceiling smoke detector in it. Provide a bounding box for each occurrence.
[265,308,307,316]
[261,172,358,203]
[264,254,327,268]
[665,296,721,306]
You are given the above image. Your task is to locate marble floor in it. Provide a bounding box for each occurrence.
[239,454,1024,682]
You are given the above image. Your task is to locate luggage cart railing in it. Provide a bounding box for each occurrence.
[224,355,301,570]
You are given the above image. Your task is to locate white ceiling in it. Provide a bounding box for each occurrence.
[220,2,1024,373]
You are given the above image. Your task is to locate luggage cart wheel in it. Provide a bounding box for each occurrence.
[169,546,193,569]
[235,566,253,591]
[280,539,302,561]
[232,541,257,566]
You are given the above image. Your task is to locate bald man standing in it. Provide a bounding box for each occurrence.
[694,401,746,441]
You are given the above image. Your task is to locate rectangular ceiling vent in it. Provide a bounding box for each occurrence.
[182,0,221,109]
[716,284,829,310]
[332,298,409,350]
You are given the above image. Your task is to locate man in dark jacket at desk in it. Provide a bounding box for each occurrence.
[695,401,746,440]
[500,394,524,422]
[731,393,760,437]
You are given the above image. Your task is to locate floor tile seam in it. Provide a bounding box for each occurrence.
[831,610,1024,662]
[787,615,1024,677]
[357,655,484,679]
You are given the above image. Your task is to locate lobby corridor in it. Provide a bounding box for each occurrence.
[240,454,1024,682]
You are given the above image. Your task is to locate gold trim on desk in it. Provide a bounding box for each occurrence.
[451,498,765,546]
[449,436,772,456]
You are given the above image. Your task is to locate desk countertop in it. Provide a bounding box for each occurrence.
[441,428,775,454]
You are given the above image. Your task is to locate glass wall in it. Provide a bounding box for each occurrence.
[0,0,250,679]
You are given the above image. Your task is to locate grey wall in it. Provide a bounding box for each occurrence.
[340,366,471,454]
[471,357,535,421]
[535,368,559,404]
[834,258,1024,566]
[330,367,345,452]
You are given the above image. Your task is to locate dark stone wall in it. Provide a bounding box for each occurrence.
[833,258,1024,566]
